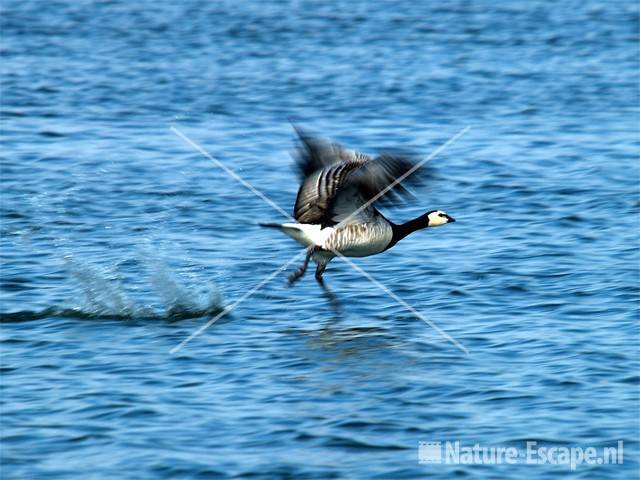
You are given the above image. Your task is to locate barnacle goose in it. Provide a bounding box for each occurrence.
[260,126,455,287]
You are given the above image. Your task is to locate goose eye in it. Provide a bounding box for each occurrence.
[438,213,445,217]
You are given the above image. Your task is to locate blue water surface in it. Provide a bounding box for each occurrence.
[1,1,639,478]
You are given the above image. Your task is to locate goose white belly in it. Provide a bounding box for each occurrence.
[279,219,393,258]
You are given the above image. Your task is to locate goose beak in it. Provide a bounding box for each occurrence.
[447,216,456,223]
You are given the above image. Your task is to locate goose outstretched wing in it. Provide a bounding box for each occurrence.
[292,128,423,226]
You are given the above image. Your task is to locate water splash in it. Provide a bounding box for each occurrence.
[142,251,224,320]
[0,254,224,323]
[64,255,151,318]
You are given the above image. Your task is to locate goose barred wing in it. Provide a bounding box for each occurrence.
[294,153,423,226]
[292,127,371,225]
[293,162,361,224]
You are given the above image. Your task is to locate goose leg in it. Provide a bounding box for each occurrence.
[314,262,327,283]
[288,247,314,285]
[315,262,340,312]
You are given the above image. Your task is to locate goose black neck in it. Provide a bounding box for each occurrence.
[386,213,430,250]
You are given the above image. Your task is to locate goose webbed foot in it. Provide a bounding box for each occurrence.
[314,263,326,283]
[288,266,306,285]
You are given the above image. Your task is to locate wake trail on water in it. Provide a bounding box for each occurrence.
[1,252,224,323]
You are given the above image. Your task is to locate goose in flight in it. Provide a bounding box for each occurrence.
[260,127,455,288]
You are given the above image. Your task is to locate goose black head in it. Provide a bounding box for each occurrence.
[426,210,455,227]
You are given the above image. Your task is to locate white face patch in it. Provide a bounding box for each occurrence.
[427,210,450,227]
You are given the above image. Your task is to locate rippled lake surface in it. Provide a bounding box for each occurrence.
[2,1,639,478]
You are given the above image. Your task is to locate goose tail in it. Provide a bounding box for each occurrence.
[258,222,320,248]
[258,222,285,229]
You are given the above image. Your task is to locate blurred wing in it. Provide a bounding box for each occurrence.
[326,184,376,225]
[292,126,370,179]
[291,127,426,226]
[327,154,424,225]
